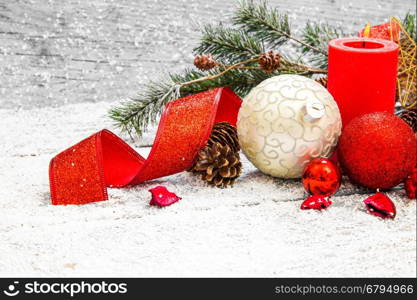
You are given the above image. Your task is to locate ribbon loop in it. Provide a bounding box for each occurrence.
[49,88,242,205]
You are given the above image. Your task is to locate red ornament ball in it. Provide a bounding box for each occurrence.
[338,112,416,189]
[302,158,342,197]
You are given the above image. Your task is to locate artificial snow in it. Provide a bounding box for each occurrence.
[0,0,415,278]
[0,102,415,277]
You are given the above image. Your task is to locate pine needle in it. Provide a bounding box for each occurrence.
[194,24,264,63]
[109,77,179,138]
[301,21,346,68]
[108,66,311,138]
[233,0,291,48]
[402,12,416,41]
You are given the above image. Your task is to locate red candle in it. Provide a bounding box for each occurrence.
[327,37,398,128]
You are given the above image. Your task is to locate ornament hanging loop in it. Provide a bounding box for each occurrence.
[303,99,325,122]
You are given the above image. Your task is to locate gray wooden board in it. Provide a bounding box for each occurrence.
[0,0,415,109]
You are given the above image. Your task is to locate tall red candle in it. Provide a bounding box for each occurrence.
[327,37,398,127]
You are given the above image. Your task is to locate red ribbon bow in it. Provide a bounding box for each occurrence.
[49,88,242,205]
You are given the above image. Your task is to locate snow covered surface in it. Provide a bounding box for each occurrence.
[0,103,415,277]
[0,0,416,278]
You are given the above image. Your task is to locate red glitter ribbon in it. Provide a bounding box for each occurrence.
[49,88,242,205]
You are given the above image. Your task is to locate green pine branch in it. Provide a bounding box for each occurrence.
[109,77,178,138]
[301,22,346,68]
[233,0,327,56]
[233,0,291,47]
[402,12,416,41]
[193,24,264,63]
[109,69,255,137]
[109,64,314,137]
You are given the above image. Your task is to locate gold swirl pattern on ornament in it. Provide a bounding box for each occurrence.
[237,75,341,178]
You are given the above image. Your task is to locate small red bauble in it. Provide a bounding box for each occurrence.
[302,158,342,197]
[338,112,416,190]
[363,192,396,219]
[300,195,332,210]
[404,167,417,199]
[149,186,181,207]
[358,22,401,42]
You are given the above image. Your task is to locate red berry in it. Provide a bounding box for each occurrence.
[404,168,417,199]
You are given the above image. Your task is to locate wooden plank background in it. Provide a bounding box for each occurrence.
[0,0,415,109]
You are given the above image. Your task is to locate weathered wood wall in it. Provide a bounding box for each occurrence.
[0,0,415,109]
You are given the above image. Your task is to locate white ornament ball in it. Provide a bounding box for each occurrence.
[237,75,342,178]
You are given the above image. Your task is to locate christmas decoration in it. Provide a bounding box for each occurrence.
[109,0,340,138]
[190,142,241,187]
[259,51,281,72]
[359,17,416,109]
[338,112,416,190]
[404,167,417,199]
[49,88,242,205]
[109,0,414,140]
[189,122,242,187]
[395,18,416,109]
[207,121,240,152]
[359,21,401,42]
[328,37,398,127]
[48,0,417,223]
[237,74,341,178]
[300,195,332,210]
[397,108,417,132]
[363,193,396,219]
[149,186,181,207]
[302,158,341,197]
[194,54,218,70]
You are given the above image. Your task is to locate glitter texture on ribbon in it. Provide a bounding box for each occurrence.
[49,88,242,205]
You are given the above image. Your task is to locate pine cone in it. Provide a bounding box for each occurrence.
[398,108,417,132]
[192,142,242,187]
[259,51,281,72]
[190,122,242,187]
[207,121,240,152]
[315,76,328,88]
[194,54,218,70]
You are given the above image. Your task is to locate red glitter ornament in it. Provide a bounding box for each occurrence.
[149,186,181,207]
[358,21,401,43]
[338,112,416,190]
[404,167,417,199]
[300,195,332,210]
[302,158,341,197]
[363,192,396,219]
[49,88,242,205]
